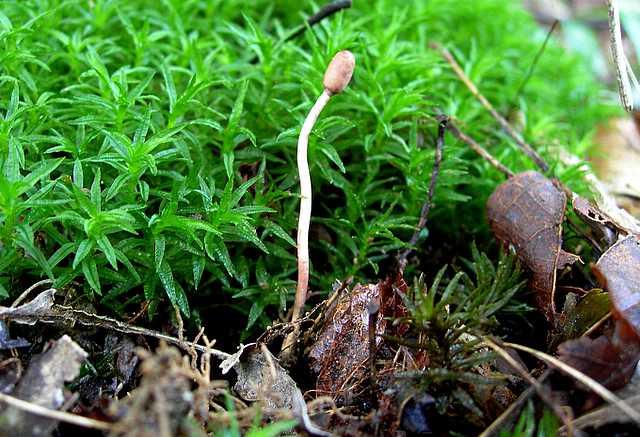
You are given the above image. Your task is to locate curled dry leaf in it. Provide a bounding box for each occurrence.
[0,335,88,436]
[594,235,640,340]
[486,171,579,321]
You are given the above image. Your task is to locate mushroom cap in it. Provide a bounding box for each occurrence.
[323,50,355,95]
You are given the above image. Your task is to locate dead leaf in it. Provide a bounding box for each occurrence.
[308,281,387,400]
[558,335,640,391]
[592,117,640,217]
[0,288,56,325]
[0,335,88,436]
[594,235,640,339]
[486,171,579,321]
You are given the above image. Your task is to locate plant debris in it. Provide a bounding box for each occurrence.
[594,235,640,338]
[0,335,88,436]
[308,281,388,400]
[486,171,579,321]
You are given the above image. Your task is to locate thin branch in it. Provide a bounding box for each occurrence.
[432,42,550,172]
[11,279,53,308]
[250,1,352,64]
[504,341,640,425]
[513,20,559,104]
[0,392,113,431]
[285,0,353,41]
[447,120,514,178]
[398,117,448,266]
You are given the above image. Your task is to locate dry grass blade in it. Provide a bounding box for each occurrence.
[0,392,112,431]
[447,121,514,178]
[432,42,549,172]
[504,341,640,425]
[482,338,572,432]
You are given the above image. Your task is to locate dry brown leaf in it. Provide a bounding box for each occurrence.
[594,235,640,339]
[486,171,579,321]
[592,117,640,217]
[558,335,640,391]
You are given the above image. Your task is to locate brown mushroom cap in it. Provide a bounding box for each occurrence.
[323,50,355,95]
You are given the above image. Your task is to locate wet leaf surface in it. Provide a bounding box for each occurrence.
[486,171,578,320]
[594,235,640,338]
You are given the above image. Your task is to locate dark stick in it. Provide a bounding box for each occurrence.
[447,121,514,178]
[432,42,550,173]
[398,117,448,266]
[285,0,353,42]
[250,1,353,64]
[513,20,558,104]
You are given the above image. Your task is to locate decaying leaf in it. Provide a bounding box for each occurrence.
[0,335,88,436]
[308,281,387,400]
[0,288,56,325]
[558,335,640,391]
[592,117,640,217]
[486,171,579,321]
[594,235,640,339]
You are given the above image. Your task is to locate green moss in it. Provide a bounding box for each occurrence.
[0,0,617,330]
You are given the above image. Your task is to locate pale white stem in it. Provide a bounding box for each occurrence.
[292,89,331,323]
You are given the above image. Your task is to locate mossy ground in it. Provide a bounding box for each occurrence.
[0,0,624,434]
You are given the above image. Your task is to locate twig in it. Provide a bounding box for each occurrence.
[504,341,640,425]
[512,20,559,104]
[483,339,573,432]
[582,312,612,337]
[11,279,53,308]
[250,1,352,64]
[398,117,448,266]
[285,1,353,41]
[447,121,514,178]
[0,392,112,431]
[432,42,550,172]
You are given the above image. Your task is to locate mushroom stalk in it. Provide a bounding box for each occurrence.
[281,50,355,359]
[293,89,331,323]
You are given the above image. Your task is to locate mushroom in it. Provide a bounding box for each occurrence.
[281,50,355,358]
